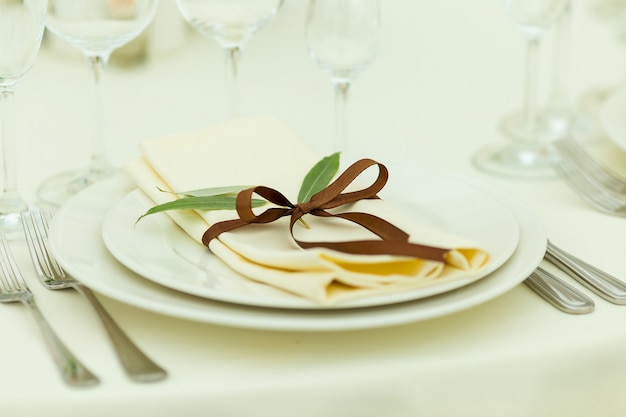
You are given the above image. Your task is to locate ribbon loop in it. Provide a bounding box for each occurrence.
[235,186,293,223]
[202,159,449,262]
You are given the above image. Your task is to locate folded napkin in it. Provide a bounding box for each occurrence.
[126,117,489,304]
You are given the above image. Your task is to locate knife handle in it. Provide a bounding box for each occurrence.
[525,266,594,314]
[545,241,626,305]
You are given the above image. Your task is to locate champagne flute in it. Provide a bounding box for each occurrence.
[473,0,567,179]
[175,0,284,117]
[0,0,47,240]
[38,0,159,207]
[305,0,381,153]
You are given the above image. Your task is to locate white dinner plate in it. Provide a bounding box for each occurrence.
[601,85,626,151]
[101,165,519,309]
[49,166,546,332]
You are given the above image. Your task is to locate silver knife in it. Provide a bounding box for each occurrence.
[545,240,626,305]
[525,266,594,314]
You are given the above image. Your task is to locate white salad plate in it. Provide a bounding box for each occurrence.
[101,164,520,309]
[49,167,546,332]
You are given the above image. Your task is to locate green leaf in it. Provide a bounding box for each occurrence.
[297,152,340,203]
[156,185,253,198]
[136,195,266,224]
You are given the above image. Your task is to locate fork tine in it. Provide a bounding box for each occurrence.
[553,137,626,193]
[22,210,49,278]
[38,209,65,277]
[0,237,14,294]
[0,231,27,292]
[22,210,63,279]
[553,156,626,215]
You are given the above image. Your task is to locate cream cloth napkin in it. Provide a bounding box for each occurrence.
[126,117,490,304]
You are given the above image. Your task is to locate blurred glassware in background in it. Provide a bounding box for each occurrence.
[473,0,568,179]
[572,0,626,132]
[44,1,189,64]
[305,0,381,153]
[0,0,47,240]
[538,0,594,141]
[145,1,189,58]
[592,0,626,42]
[38,0,159,207]
[175,0,284,117]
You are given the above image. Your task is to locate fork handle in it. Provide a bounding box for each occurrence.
[24,298,100,387]
[76,284,167,382]
[546,241,626,305]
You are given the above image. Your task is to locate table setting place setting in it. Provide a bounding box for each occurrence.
[3,0,626,416]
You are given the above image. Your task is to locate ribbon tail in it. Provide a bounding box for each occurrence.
[202,218,250,246]
[327,211,410,242]
[294,239,449,262]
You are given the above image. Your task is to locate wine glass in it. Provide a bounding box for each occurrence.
[305,0,381,153]
[473,0,567,179]
[37,0,159,207]
[539,0,593,140]
[0,0,47,240]
[175,0,284,117]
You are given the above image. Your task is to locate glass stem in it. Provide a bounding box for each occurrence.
[551,0,572,110]
[0,89,25,212]
[225,46,241,117]
[332,81,350,152]
[87,54,111,178]
[521,37,540,141]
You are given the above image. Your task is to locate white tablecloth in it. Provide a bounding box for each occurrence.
[4,1,626,416]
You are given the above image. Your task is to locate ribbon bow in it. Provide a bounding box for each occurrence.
[202,158,449,262]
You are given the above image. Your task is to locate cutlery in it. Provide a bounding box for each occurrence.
[545,240,626,304]
[525,266,594,314]
[553,137,626,194]
[552,137,626,215]
[552,149,626,215]
[22,210,167,382]
[0,231,99,386]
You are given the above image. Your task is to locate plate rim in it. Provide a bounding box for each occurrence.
[49,169,546,332]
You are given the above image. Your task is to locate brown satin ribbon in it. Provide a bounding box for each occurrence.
[202,158,450,262]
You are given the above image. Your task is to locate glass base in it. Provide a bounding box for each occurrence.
[499,111,562,143]
[37,167,114,207]
[0,190,29,241]
[539,105,596,141]
[0,206,33,242]
[472,143,558,180]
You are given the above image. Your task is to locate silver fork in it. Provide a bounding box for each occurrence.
[22,209,167,383]
[0,231,99,386]
[552,147,626,216]
[553,137,626,194]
